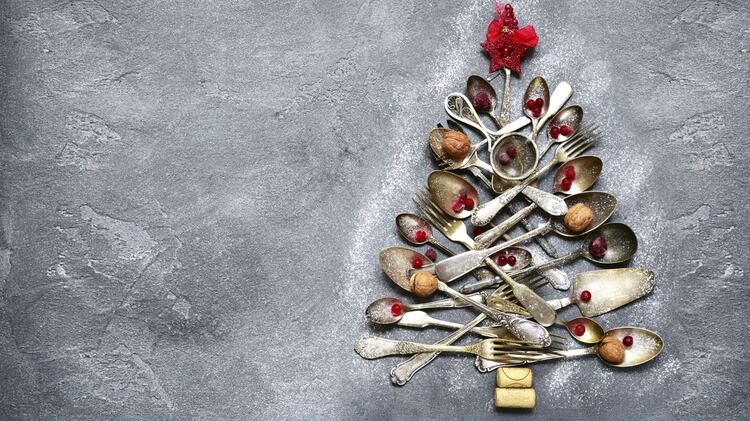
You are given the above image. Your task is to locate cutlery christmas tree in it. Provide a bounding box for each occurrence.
[353,1,662,407]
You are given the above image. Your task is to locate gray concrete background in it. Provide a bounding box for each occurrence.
[1,0,748,420]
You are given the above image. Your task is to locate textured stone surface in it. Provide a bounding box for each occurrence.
[1,0,749,420]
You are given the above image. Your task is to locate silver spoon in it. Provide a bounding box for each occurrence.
[466,75,502,128]
[539,105,583,157]
[444,92,530,151]
[436,191,617,283]
[365,296,485,325]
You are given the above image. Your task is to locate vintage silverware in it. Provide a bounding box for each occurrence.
[439,191,617,282]
[365,295,485,324]
[466,75,502,128]
[475,326,663,371]
[531,80,574,141]
[490,133,539,181]
[443,93,530,151]
[540,105,583,157]
[356,335,553,360]
[523,76,550,136]
[471,125,602,226]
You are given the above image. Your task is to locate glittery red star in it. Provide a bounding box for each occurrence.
[481,2,538,74]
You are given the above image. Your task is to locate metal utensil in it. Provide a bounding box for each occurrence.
[466,75,502,128]
[490,133,539,181]
[531,81,574,141]
[523,76,550,135]
[444,93,530,151]
[475,326,664,371]
[439,191,618,282]
[540,105,583,157]
[365,295,485,325]
[355,336,551,360]
[471,125,602,226]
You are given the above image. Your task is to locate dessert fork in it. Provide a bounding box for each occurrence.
[355,336,562,361]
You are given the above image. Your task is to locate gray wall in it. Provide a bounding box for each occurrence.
[1,0,748,420]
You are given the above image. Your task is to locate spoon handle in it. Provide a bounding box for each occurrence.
[532,81,573,140]
[445,93,490,137]
[498,67,511,127]
[355,336,473,359]
[474,203,538,250]
[408,293,484,311]
[512,249,585,279]
[507,202,559,259]
[471,183,527,226]
[521,185,568,216]
[390,314,486,386]
[524,247,569,290]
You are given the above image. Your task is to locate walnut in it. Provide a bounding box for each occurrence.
[441,130,470,160]
[563,203,593,233]
[410,271,438,297]
[598,337,626,364]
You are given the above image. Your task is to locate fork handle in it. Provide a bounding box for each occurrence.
[390,314,486,386]
[355,336,470,359]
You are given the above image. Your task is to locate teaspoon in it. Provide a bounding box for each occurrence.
[540,105,583,157]
[466,75,502,128]
[365,295,485,325]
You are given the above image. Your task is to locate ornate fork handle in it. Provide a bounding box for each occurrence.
[355,336,461,359]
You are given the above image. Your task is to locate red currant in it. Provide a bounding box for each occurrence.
[496,255,508,266]
[623,335,634,347]
[550,126,560,138]
[390,302,403,317]
[498,152,511,165]
[507,255,517,266]
[560,124,573,136]
[411,257,423,269]
[461,197,475,211]
[580,290,592,302]
[560,178,573,191]
[415,230,427,242]
[534,98,544,107]
[451,200,465,213]
[573,324,586,336]
[425,248,437,261]
[564,166,576,180]
[532,108,542,117]
[525,99,536,109]
[506,146,517,158]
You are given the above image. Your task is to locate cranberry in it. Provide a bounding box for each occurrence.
[498,152,511,165]
[535,98,544,107]
[451,200,465,213]
[560,124,573,136]
[525,99,536,109]
[564,166,576,180]
[588,235,608,258]
[415,230,427,242]
[506,146,517,158]
[560,178,573,191]
[461,197,475,211]
[472,91,491,111]
[580,290,592,302]
[496,255,508,266]
[425,248,437,261]
[507,255,517,266]
[473,226,487,237]
[550,126,560,138]
[573,324,586,336]
[390,302,403,317]
[532,108,542,117]
[411,257,423,269]
[622,335,634,347]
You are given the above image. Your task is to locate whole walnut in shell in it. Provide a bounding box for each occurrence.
[598,337,626,364]
[563,203,593,233]
[441,130,471,160]
[410,271,438,297]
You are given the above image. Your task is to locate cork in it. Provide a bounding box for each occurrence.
[496,367,533,388]
[494,387,536,409]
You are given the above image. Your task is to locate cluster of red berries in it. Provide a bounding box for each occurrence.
[549,124,574,139]
[410,248,438,269]
[494,252,517,267]
[452,190,475,213]
[497,145,517,166]
[559,165,576,191]
[525,97,544,117]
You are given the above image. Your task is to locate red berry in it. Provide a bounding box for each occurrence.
[461,197,475,211]
[573,324,586,336]
[458,190,468,200]
[560,124,573,136]
[425,248,438,261]
[535,98,544,107]
[498,152,511,165]
[532,108,542,117]
[550,126,560,139]
[390,302,403,317]
[623,335,634,347]
[580,290,592,302]
[588,235,608,258]
[496,255,508,266]
[560,178,573,191]
[451,200,465,213]
[507,255,517,266]
[415,230,427,242]
[526,99,536,109]
[472,91,491,111]
[473,226,487,237]
[506,146,517,158]
[564,166,576,180]
[411,257,423,269]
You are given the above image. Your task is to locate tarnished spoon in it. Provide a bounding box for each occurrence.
[390,311,523,339]
[540,105,583,157]
[526,79,574,141]
[365,295,485,325]
[444,93,530,151]
[437,191,617,283]
[466,75,502,128]
[490,133,539,181]
[395,213,454,255]
[476,326,663,372]
[379,247,551,345]
[523,76,549,134]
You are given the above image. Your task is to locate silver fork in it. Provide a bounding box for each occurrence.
[471,125,603,226]
[356,336,563,360]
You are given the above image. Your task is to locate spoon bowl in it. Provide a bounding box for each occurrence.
[523,76,550,124]
[551,191,617,237]
[379,247,433,292]
[542,105,583,154]
[365,297,404,324]
[583,223,638,264]
[490,133,539,181]
[491,246,534,272]
[396,213,433,245]
[553,155,603,194]
[427,170,479,219]
[565,317,604,344]
[466,75,500,125]
[428,128,483,171]
[598,327,664,367]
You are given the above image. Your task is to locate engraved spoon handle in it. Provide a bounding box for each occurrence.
[512,248,585,279]
[354,336,473,359]
[498,67,511,127]
[390,314,486,386]
[521,185,568,216]
[474,202,537,249]
[407,293,484,311]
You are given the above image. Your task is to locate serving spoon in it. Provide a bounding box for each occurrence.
[476,327,664,371]
[379,247,551,346]
[437,191,617,283]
